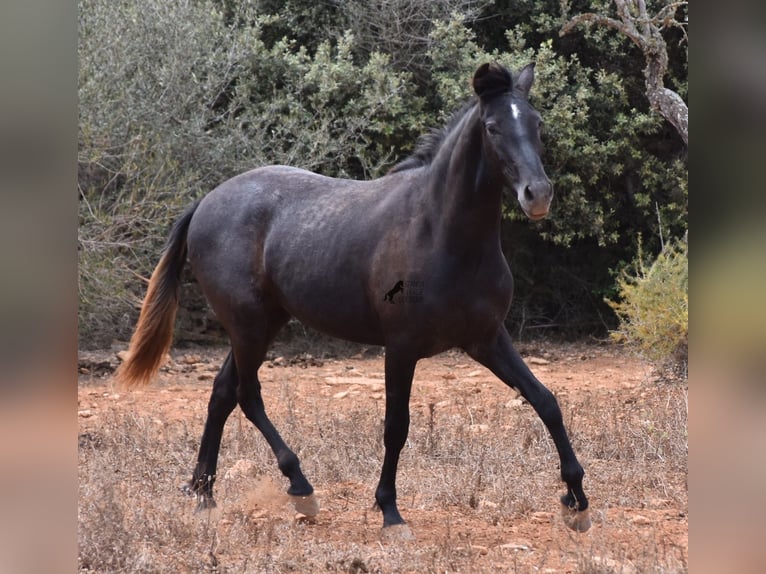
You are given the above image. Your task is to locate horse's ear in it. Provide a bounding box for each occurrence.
[515,62,536,98]
[473,63,513,100]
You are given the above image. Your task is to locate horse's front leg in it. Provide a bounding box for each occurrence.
[468,327,591,532]
[374,348,417,537]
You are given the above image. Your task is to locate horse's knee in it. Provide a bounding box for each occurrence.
[383,411,410,449]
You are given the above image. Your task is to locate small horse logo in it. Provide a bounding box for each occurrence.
[383,280,404,303]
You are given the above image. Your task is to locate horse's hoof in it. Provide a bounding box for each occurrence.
[181,482,216,510]
[380,523,415,542]
[290,493,319,517]
[199,497,216,511]
[561,502,591,532]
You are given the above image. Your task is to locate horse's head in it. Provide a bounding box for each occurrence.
[473,62,552,221]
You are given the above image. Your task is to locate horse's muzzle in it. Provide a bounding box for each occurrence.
[519,180,553,220]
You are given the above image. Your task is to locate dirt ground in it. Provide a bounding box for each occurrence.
[78,341,688,573]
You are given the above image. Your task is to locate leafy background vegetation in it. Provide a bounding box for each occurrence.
[608,236,688,377]
[78,0,687,371]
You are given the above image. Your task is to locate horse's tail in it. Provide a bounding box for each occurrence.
[115,200,200,388]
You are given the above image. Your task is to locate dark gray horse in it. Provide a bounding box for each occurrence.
[116,62,591,534]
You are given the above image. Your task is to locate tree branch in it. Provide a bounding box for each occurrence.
[561,0,688,146]
[633,0,652,38]
[560,13,644,49]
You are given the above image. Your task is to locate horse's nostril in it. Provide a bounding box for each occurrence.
[525,181,552,202]
[524,186,534,202]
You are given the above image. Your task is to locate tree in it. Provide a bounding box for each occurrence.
[561,0,688,145]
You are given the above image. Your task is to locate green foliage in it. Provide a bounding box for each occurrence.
[424,9,686,334]
[607,237,688,376]
[78,0,422,346]
[78,0,687,346]
[429,11,687,249]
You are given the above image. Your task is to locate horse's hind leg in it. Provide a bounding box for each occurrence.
[183,351,238,509]
[231,310,319,517]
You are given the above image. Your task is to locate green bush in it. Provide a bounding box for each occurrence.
[78,0,421,346]
[607,237,688,377]
[78,0,687,347]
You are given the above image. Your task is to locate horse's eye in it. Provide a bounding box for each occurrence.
[485,121,500,136]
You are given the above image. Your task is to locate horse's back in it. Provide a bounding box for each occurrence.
[185,165,410,345]
[188,164,368,243]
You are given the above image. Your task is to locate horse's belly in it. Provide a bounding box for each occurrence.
[268,260,384,345]
[282,287,385,345]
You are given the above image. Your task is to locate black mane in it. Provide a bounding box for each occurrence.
[388,99,478,174]
[388,63,522,175]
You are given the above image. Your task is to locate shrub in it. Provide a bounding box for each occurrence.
[78,0,421,347]
[607,236,688,377]
[78,0,687,347]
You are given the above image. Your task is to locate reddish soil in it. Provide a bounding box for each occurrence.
[78,342,688,573]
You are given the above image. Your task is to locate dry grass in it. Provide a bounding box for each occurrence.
[79,356,687,573]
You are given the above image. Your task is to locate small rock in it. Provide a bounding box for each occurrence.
[183,354,202,364]
[333,391,349,399]
[442,372,457,380]
[498,543,530,551]
[631,514,652,526]
[465,370,483,377]
[78,409,93,418]
[527,356,550,365]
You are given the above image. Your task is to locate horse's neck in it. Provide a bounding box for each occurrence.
[428,106,504,248]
